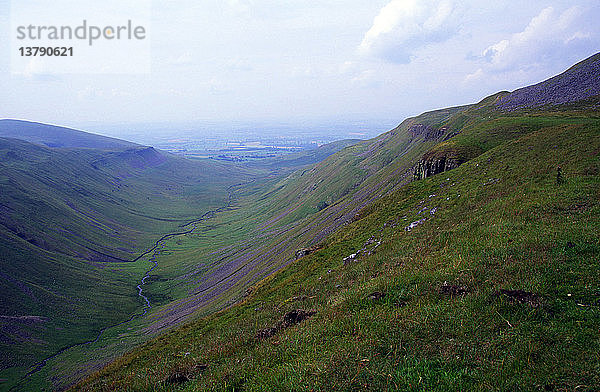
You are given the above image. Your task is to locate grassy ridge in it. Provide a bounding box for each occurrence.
[74,113,600,391]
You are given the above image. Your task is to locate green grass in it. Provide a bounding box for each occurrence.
[0,139,258,391]
[72,114,600,391]
[0,133,358,391]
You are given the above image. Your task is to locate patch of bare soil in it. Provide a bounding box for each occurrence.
[439,281,470,296]
[256,309,316,340]
[497,289,543,308]
[165,363,208,385]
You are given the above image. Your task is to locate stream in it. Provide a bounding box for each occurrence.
[10,183,244,391]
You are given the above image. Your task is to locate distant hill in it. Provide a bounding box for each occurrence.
[497,52,600,110]
[0,119,138,150]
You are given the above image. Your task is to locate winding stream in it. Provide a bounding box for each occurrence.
[10,183,244,391]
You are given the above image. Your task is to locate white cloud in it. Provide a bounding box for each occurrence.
[482,6,596,72]
[464,68,484,83]
[358,0,457,63]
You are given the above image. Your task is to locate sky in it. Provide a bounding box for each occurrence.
[1,0,599,134]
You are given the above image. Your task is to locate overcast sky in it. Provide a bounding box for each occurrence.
[1,0,599,132]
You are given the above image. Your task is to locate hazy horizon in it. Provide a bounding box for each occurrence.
[2,1,599,132]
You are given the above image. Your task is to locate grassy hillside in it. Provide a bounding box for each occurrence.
[0,125,359,390]
[72,54,600,391]
[119,104,474,336]
[74,109,600,392]
[0,135,255,390]
[7,53,600,391]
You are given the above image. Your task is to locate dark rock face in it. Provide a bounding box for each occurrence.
[413,156,462,180]
[496,52,600,111]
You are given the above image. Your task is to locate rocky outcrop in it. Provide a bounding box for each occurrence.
[413,155,462,180]
[295,246,319,260]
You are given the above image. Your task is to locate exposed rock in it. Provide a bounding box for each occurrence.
[165,372,189,385]
[413,156,463,180]
[281,309,315,328]
[408,124,447,140]
[343,253,357,265]
[368,292,386,300]
[295,247,318,260]
[165,364,208,385]
[556,166,564,185]
[405,218,426,232]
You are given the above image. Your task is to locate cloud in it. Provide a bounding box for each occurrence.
[169,52,194,66]
[482,6,597,73]
[464,68,484,83]
[358,0,457,63]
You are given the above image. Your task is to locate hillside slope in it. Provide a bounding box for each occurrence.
[74,53,600,391]
[0,133,254,390]
[130,52,600,334]
[497,52,600,111]
[0,120,138,150]
[83,53,600,339]
[0,122,362,390]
